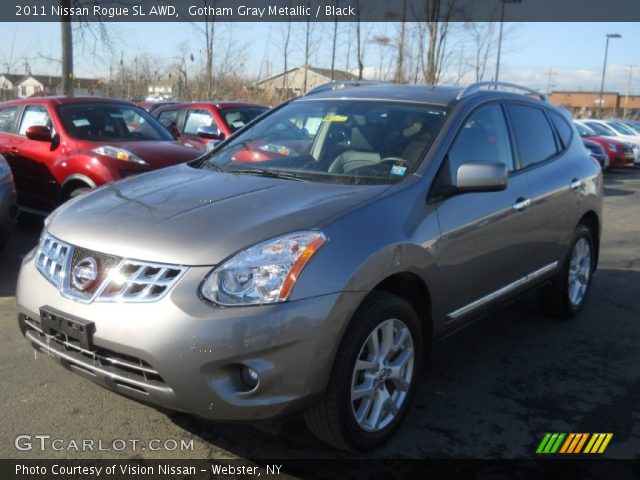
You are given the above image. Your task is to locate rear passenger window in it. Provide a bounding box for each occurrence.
[19,105,51,136]
[548,110,573,148]
[448,103,514,177]
[507,104,557,168]
[157,109,179,128]
[0,106,19,133]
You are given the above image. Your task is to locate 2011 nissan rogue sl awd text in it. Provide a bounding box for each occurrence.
[17,82,602,451]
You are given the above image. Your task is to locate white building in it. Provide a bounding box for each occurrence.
[0,73,105,98]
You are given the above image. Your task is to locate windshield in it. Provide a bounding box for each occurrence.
[584,121,616,136]
[574,122,596,137]
[58,103,174,141]
[200,100,447,185]
[608,121,637,136]
[220,107,269,132]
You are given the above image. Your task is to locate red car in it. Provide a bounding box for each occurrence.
[152,102,269,150]
[0,97,203,213]
[574,121,635,168]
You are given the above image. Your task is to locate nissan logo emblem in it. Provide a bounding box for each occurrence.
[71,257,98,291]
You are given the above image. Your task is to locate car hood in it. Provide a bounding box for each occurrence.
[48,163,388,265]
[77,140,203,167]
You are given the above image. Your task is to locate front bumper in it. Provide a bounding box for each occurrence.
[17,251,364,421]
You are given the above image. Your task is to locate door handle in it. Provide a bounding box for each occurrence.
[570,179,583,191]
[512,198,531,212]
[9,147,19,154]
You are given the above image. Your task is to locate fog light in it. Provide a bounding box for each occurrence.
[240,366,259,389]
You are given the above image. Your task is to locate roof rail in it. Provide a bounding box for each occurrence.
[305,80,384,96]
[456,81,548,102]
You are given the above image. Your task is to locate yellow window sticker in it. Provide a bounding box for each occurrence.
[323,114,348,122]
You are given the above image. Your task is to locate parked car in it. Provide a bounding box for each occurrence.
[582,139,609,170]
[0,154,17,253]
[619,120,640,134]
[153,102,269,150]
[0,97,204,213]
[137,101,177,113]
[17,81,602,452]
[575,119,640,163]
[573,121,635,167]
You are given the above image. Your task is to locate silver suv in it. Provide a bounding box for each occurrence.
[17,82,602,451]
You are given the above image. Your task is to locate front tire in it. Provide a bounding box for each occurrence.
[537,224,595,318]
[304,292,422,451]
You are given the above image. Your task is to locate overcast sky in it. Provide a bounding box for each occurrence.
[1,22,638,94]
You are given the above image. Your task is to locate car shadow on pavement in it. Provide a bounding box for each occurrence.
[0,215,42,298]
[166,268,640,460]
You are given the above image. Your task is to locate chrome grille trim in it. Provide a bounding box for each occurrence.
[36,235,71,289]
[23,316,165,383]
[36,233,186,304]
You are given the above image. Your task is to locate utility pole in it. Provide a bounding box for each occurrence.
[623,65,633,119]
[546,67,556,95]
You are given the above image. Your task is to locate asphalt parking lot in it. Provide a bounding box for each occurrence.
[1,167,639,460]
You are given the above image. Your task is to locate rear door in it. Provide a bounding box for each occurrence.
[435,102,543,325]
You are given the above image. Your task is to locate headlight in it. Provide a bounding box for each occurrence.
[201,231,327,306]
[606,143,618,153]
[92,146,148,165]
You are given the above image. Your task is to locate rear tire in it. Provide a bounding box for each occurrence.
[537,224,595,318]
[304,292,422,451]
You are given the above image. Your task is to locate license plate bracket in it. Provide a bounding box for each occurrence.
[40,306,95,350]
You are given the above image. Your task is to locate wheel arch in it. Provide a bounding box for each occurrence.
[578,210,600,270]
[60,174,96,201]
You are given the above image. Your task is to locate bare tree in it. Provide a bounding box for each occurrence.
[394,0,408,83]
[465,22,498,82]
[371,34,394,81]
[60,0,73,95]
[330,0,340,80]
[280,20,292,97]
[192,1,216,99]
[355,0,364,80]
[420,0,458,85]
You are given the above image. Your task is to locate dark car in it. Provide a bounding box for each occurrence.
[582,138,609,169]
[153,101,269,150]
[0,97,203,213]
[17,81,602,451]
[0,154,17,253]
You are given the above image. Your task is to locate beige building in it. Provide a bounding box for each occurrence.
[0,73,105,99]
[254,65,360,97]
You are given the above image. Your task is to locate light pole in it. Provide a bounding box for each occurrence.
[494,0,521,84]
[598,33,621,117]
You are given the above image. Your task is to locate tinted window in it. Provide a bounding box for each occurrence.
[574,122,596,137]
[58,103,173,141]
[549,111,573,148]
[201,100,447,185]
[220,107,269,132]
[184,109,217,135]
[19,105,52,136]
[584,121,615,136]
[507,105,557,168]
[0,106,19,133]
[157,109,179,128]
[448,104,514,177]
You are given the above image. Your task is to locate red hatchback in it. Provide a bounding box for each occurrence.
[153,102,269,150]
[574,121,635,168]
[0,97,203,212]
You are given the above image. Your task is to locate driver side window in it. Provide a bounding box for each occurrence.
[447,104,514,181]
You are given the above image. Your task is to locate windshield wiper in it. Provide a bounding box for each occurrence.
[201,161,224,172]
[226,168,309,182]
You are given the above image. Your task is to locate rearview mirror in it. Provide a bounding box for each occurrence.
[25,125,52,142]
[455,161,508,193]
[197,125,224,140]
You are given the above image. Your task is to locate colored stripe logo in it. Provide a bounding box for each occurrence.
[536,433,613,454]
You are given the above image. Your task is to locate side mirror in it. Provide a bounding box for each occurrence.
[26,125,52,142]
[197,125,224,140]
[455,161,508,193]
[169,125,181,138]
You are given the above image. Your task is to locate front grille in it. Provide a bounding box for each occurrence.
[36,236,71,288]
[36,234,186,304]
[98,260,184,302]
[70,247,122,296]
[23,315,165,385]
